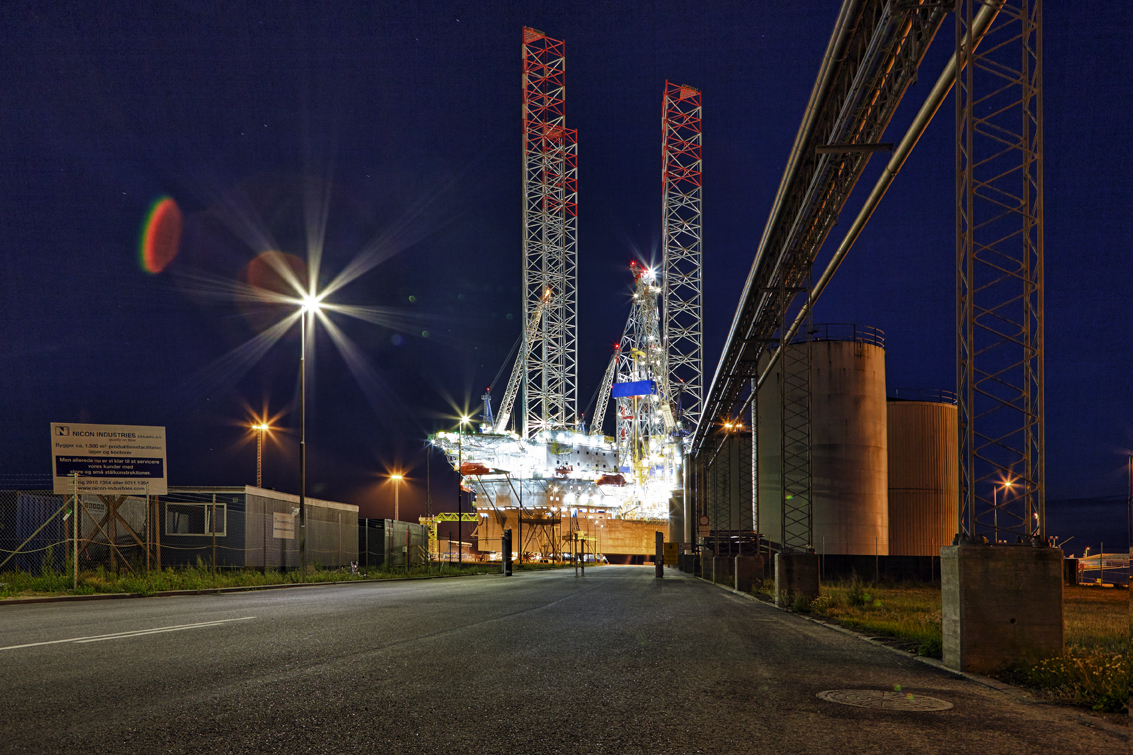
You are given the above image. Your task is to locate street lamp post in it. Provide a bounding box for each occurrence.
[298,294,323,581]
[253,423,270,488]
[457,415,470,565]
[391,473,403,521]
[992,479,1014,543]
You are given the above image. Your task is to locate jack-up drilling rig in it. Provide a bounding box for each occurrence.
[428,30,702,561]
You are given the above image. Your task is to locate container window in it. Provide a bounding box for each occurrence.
[166,503,226,537]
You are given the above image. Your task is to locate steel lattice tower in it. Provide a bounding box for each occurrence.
[955,1,1044,543]
[521,27,578,437]
[661,82,704,435]
[779,282,813,553]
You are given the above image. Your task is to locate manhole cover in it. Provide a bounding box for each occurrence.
[817,689,954,712]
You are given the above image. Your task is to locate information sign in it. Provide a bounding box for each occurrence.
[273,512,295,539]
[51,423,167,495]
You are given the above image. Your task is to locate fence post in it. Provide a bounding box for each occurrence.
[211,493,217,581]
[155,495,162,571]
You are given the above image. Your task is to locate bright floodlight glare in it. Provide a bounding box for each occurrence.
[390,473,404,481]
[460,415,471,425]
[301,293,324,313]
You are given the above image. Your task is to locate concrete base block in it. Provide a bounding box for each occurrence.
[1063,558,1079,586]
[774,553,820,607]
[712,556,734,585]
[735,556,764,593]
[941,544,1063,674]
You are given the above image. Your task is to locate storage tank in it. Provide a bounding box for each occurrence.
[757,324,888,555]
[886,392,958,556]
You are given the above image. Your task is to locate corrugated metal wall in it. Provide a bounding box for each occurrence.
[358,519,430,567]
[886,400,958,556]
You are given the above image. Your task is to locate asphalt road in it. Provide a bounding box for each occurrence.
[0,566,1125,754]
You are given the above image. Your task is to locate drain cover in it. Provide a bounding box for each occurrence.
[817,689,954,712]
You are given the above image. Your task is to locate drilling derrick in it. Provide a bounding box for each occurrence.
[613,262,677,518]
[522,27,578,438]
[661,82,704,436]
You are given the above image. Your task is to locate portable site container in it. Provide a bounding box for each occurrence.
[160,486,358,570]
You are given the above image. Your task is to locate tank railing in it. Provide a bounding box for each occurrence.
[778,323,884,348]
[887,388,958,404]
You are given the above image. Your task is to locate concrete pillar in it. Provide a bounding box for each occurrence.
[712,556,734,585]
[775,552,820,607]
[735,555,764,593]
[941,544,1063,674]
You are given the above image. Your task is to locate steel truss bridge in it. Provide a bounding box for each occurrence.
[689,0,1043,554]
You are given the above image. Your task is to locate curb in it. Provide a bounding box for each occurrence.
[0,570,503,606]
[687,569,1129,738]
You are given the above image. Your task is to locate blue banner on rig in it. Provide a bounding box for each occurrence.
[611,380,656,398]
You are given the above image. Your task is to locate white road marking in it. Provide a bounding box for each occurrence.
[0,616,256,651]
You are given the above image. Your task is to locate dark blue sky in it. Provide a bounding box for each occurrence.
[1,2,1130,545]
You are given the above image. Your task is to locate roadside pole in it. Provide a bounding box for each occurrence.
[72,473,78,590]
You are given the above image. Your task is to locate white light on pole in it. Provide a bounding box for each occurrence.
[457,415,470,565]
[298,293,325,581]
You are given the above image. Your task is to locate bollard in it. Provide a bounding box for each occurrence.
[502,529,513,576]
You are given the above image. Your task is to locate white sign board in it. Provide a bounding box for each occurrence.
[51,423,168,496]
[273,512,295,539]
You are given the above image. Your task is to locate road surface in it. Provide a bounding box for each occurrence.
[0,566,1125,753]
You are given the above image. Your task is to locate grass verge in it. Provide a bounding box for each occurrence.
[752,578,1129,715]
[0,561,502,599]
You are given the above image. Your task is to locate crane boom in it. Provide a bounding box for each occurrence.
[493,292,550,434]
[591,349,619,436]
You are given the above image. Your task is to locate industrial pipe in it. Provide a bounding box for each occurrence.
[747,1,1000,405]
[701,0,863,444]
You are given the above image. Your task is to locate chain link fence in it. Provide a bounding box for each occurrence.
[1,482,358,578]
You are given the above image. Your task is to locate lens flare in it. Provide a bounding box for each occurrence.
[243,250,308,296]
[139,197,183,274]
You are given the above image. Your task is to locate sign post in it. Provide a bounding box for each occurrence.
[51,423,167,496]
[72,473,78,590]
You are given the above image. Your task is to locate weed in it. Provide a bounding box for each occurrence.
[1009,649,1131,713]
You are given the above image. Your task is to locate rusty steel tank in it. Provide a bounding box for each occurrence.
[886,391,958,556]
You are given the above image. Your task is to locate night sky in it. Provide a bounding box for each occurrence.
[2,2,1130,552]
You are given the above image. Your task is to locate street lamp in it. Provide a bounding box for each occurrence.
[298,292,325,581]
[252,422,271,488]
[457,415,470,565]
[390,473,403,521]
[993,479,1014,543]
